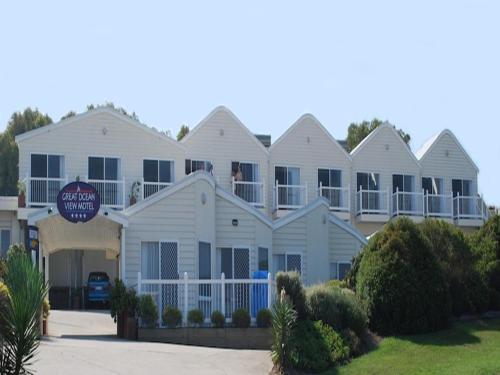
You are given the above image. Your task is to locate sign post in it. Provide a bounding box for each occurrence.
[57,181,101,223]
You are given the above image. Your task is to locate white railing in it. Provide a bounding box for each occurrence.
[453,194,487,220]
[85,177,125,209]
[356,188,389,215]
[25,175,68,206]
[142,179,172,199]
[232,178,265,207]
[424,193,453,218]
[274,181,307,210]
[392,189,424,217]
[138,272,274,327]
[318,183,350,212]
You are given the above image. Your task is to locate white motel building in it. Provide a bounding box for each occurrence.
[0,106,490,314]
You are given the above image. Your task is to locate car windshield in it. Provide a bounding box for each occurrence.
[88,273,109,282]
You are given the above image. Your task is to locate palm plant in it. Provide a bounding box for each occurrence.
[271,289,297,373]
[0,250,48,374]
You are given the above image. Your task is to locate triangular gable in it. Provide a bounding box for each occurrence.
[273,197,329,231]
[270,114,351,160]
[350,122,420,167]
[415,129,479,172]
[180,106,269,155]
[15,107,184,150]
[328,214,367,245]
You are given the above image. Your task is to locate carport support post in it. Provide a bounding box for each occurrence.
[120,227,126,284]
[267,272,272,309]
[183,272,188,326]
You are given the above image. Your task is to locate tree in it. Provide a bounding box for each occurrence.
[176,124,189,141]
[346,119,411,152]
[60,111,76,121]
[0,108,52,195]
[86,102,139,121]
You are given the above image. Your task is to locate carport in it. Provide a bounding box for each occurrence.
[28,207,129,309]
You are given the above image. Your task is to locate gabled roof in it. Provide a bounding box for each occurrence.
[415,129,479,172]
[350,122,420,167]
[270,114,352,161]
[328,214,368,245]
[124,171,273,227]
[273,197,330,230]
[180,106,269,155]
[15,107,184,150]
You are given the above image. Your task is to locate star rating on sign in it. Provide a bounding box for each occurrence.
[70,213,88,220]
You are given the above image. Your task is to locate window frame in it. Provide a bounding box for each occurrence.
[317,168,342,188]
[337,261,352,280]
[87,155,121,181]
[142,158,175,183]
[30,152,65,179]
[273,251,303,275]
[231,161,260,182]
[216,245,251,279]
[356,171,381,191]
[139,240,179,280]
[0,228,11,257]
[185,159,213,175]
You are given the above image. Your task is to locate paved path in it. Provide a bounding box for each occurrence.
[34,310,272,375]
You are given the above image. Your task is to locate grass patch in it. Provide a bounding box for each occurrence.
[327,319,500,375]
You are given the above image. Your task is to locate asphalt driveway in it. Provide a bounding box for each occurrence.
[34,310,272,374]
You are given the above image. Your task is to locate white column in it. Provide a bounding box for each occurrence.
[120,227,126,284]
[44,253,49,284]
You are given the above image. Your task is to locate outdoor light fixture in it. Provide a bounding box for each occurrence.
[47,207,53,214]
[104,211,109,216]
[232,219,238,226]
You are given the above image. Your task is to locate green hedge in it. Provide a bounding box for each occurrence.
[276,271,307,319]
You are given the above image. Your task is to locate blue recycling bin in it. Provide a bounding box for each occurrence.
[251,270,269,317]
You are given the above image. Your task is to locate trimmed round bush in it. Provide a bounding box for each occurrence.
[232,308,250,328]
[276,271,307,319]
[357,218,451,335]
[306,284,367,337]
[292,320,349,373]
[211,310,225,328]
[421,219,489,316]
[188,309,204,326]
[162,306,182,328]
[138,294,158,328]
[256,308,272,328]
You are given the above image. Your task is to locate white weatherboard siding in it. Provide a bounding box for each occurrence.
[182,108,269,200]
[418,132,478,196]
[329,221,364,264]
[17,110,186,208]
[270,115,351,212]
[0,211,21,246]
[305,204,330,284]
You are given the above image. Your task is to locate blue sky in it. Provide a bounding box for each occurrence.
[0,1,499,205]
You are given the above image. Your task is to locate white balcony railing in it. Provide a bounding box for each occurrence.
[274,181,307,210]
[138,272,274,327]
[424,193,453,218]
[318,183,350,212]
[392,189,424,217]
[356,188,389,216]
[85,177,125,209]
[453,194,487,220]
[142,179,172,199]
[232,178,265,207]
[25,175,68,207]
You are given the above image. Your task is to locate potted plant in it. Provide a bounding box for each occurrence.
[110,279,127,338]
[42,297,50,335]
[17,180,26,208]
[129,180,141,206]
[124,288,138,340]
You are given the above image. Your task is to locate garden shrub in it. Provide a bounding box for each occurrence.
[271,290,297,372]
[306,284,367,336]
[292,320,349,373]
[211,310,225,328]
[340,328,362,357]
[232,308,250,328]
[345,251,364,291]
[138,294,158,328]
[188,309,204,326]
[276,271,307,319]
[42,298,50,319]
[162,306,182,328]
[256,308,272,328]
[357,218,451,335]
[421,219,489,315]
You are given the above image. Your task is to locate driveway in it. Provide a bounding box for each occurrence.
[34,310,272,375]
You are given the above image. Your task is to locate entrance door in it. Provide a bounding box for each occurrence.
[219,247,250,317]
[160,242,178,309]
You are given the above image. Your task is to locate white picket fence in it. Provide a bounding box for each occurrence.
[137,272,274,327]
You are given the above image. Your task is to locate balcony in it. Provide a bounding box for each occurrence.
[424,193,453,220]
[142,179,172,199]
[85,177,125,210]
[274,182,307,211]
[25,176,68,207]
[232,178,265,207]
[453,194,489,227]
[392,190,424,221]
[318,183,350,220]
[356,188,389,222]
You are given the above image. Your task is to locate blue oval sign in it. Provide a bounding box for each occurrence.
[57,181,101,223]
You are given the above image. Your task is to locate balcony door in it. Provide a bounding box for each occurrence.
[218,247,250,316]
[275,166,301,207]
[393,174,415,212]
[357,172,380,211]
[452,179,473,215]
[422,177,444,214]
[318,169,342,208]
[30,154,64,204]
[232,162,260,203]
[88,156,121,206]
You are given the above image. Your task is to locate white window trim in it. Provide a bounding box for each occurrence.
[29,152,65,178]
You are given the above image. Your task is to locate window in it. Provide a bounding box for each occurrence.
[275,166,301,207]
[357,172,380,211]
[217,247,250,314]
[330,262,351,280]
[30,154,65,204]
[272,253,302,276]
[330,263,338,279]
[452,179,474,216]
[258,247,269,271]
[423,177,445,214]
[143,160,174,183]
[31,154,64,178]
[422,177,444,195]
[356,172,379,191]
[185,159,213,175]
[198,242,212,312]
[0,229,11,258]
[393,174,416,212]
[88,157,119,180]
[231,162,259,182]
[318,169,342,208]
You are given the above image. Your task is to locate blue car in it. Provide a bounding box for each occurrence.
[87,272,111,306]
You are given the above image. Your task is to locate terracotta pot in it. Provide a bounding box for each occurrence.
[18,193,26,208]
[42,319,48,335]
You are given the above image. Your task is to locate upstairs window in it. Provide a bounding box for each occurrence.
[143,160,174,183]
[185,159,213,175]
[422,177,444,195]
[318,169,341,188]
[31,154,64,178]
[356,172,379,191]
[392,174,415,193]
[231,162,259,182]
[88,157,120,181]
[0,229,11,258]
